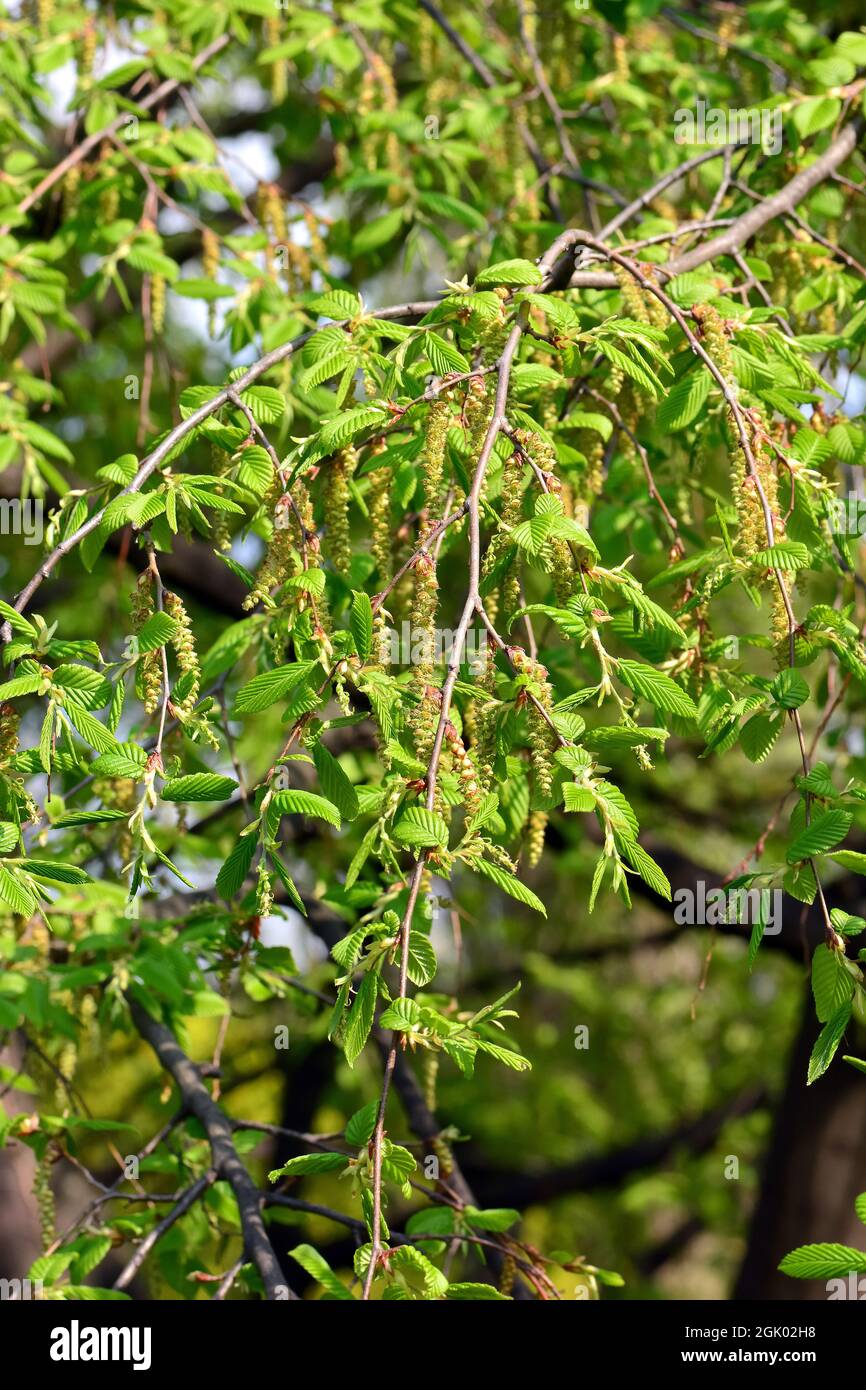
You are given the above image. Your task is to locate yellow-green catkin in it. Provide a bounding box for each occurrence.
[498,1251,517,1296]
[613,260,649,323]
[98,141,118,222]
[518,428,578,603]
[323,448,353,578]
[368,454,392,582]
[245,491,296,610]
[471,649,499,791]
[151,273,166,334]
[423,1052,439,1112]
[37,0,54,37]
[265,15,288,104]
[408,552,439,763]
[202,228,220,336]
[163,591,200,713]
[80,17,96,79]
[512,648,556,799]
[132,572,162,714]
[692,303,734,379]
[445,721,482,817]
[498,450,524,624]
[256,860,274,918]
[209,442,231,551]
[294,480,331,640]
[421,400,448,533]
[55,1038,78,1110]
[525,808,548,869]
[432,1133,454,1179]
[257,182,287,273]
[33,1148,56,1248]
[61,165,81,221]
[0,702,19,768]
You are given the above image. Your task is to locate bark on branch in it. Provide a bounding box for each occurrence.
[128,997,297,1300]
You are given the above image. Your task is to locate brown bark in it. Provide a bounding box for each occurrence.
[734,991,866,1300]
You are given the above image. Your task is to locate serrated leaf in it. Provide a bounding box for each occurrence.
[161,774,238,803]
[271,789,341,828]
[787,810,852,863]
[312,743,359,820]
[812,944,854,1023]
[476,258,542,287]
[393,806,449,849]
[268,1152,348,1180]
[468,857,546,915]
[289,1244,355,1300]
[616,660,697,718]
[779,1242,866,1278]
[350,590,373,662]
[807,1003,852,1084]
[216,834,257,899]
[343,970,377,1066]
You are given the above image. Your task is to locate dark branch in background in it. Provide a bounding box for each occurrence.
[565,120,864,288]
[112,1171,216,1292]
[128,998,297,1300]
[0,35,231,238]
[462,1086,768,1208]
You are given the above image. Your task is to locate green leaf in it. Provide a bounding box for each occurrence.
[232,662,317,714]
[216,834,257,899]
[807,1003,852,1084]
[345,1100,378,1147]
[393,806,449,849]
[811,944,854,1023]
[468,857,547,915]
[312,744,359,820]
[656,368,710,432]
[135,612,178,653]
[740,712,783,763]
[779,1242,866,1278]
[271,789,341,828]
[830,909,866,938]
[406,931,437,987]
[61,703,118,754]
[618,837,671,900]
[787,810,852,863]
[353,207,404,255]
[289,1244,355,1300]
[161,774,238,803]
[425,331,469,374]
[52,809,128,828]
[616,660,697,718]
[0,866,36,917]
[343,970,378,1067]
[792,96,841,140]
[445,1282,511,1300]
[268,1152,348,1180]
[751,541,810,571]
[476,258,542,287]
[350,590,373,662]
[772,669,809,710]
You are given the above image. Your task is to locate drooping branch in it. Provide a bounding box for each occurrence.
[0,35,231,239]
[128,998,297,1300]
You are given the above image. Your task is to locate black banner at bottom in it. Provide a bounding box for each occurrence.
[5,1297,859,1376]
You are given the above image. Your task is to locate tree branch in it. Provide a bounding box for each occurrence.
[128,998,297,1300]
